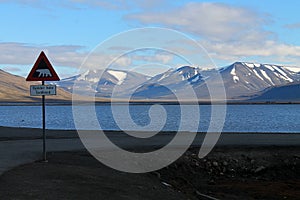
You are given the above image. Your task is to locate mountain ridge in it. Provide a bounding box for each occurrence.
[1,62,300,102]
[130,62,300,100]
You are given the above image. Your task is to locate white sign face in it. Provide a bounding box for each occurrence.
[30,85,57,96]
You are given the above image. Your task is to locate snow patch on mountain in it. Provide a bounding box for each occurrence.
[176,65,197,70]
[274,72,293,82]
[272,66,293,82]
[264,65,275,71]
[190,75,200,83]
[260,69,274,85]
[87,78,98,83]
[243,62,261,68]
[230,67,239,83]
[272,65,287,76]
[177,66,198,79]
[107,70,127,85]
[244,63,255,68]
[76,70,99,83]
[253,69,264,81]
[254,63,261,67]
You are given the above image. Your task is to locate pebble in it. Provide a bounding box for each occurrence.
[161,182,172,187]
[212,161,218,167]
[254,166,266,173]
[206,162,212,167]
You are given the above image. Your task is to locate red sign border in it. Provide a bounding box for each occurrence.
[26,51,60,81]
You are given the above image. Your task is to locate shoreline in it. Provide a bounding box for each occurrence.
[1,125,299,134]
[0,101,300,106]
[0,126,299,147]
[1,126,299,146]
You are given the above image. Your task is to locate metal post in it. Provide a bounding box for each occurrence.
[42,81,47,162]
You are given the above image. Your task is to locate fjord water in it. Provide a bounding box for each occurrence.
[0,104,299,133]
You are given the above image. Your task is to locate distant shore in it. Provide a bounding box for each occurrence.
[0,100,300,106]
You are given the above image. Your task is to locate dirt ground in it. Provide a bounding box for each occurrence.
[159,146,300,200]
[0,146,299,200]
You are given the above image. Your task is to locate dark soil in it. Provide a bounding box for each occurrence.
[156,146,300,200]
[0,151,186,200]
[0,146,299,200]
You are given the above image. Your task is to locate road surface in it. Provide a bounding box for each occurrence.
[0,127,300,175]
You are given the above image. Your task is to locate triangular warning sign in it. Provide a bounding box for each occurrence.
[26,51,60,81]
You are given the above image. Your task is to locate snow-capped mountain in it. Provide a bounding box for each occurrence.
[216,62,300,99]
[56,69,150,98]
[56,62,300,101]
[158,66,204,84]
[133,63,300,100]
[133,66,205,98]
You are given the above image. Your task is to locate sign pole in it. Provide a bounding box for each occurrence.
[26,51,60,162]
[42,81,47,162]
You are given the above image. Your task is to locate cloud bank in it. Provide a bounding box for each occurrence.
[126,2,300,67]
[1,0,300,74]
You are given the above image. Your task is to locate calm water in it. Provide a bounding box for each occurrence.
[0,104,299,133]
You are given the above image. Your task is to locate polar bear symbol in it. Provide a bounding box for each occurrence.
[36,69,52,77]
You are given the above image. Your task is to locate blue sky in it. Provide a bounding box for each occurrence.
[1,0,300,78]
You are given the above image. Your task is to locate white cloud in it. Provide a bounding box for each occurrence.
[0,42,87,67]
[0,42,133,74]
[201,40,300,66]
[126,2,300,67]
[0,42,175,75]
[110,55,132,67]
[3,1,300,70]
[107,50,174,71]
[126,2,271,42]
[130,54,173,64]
[154,54,173,64]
